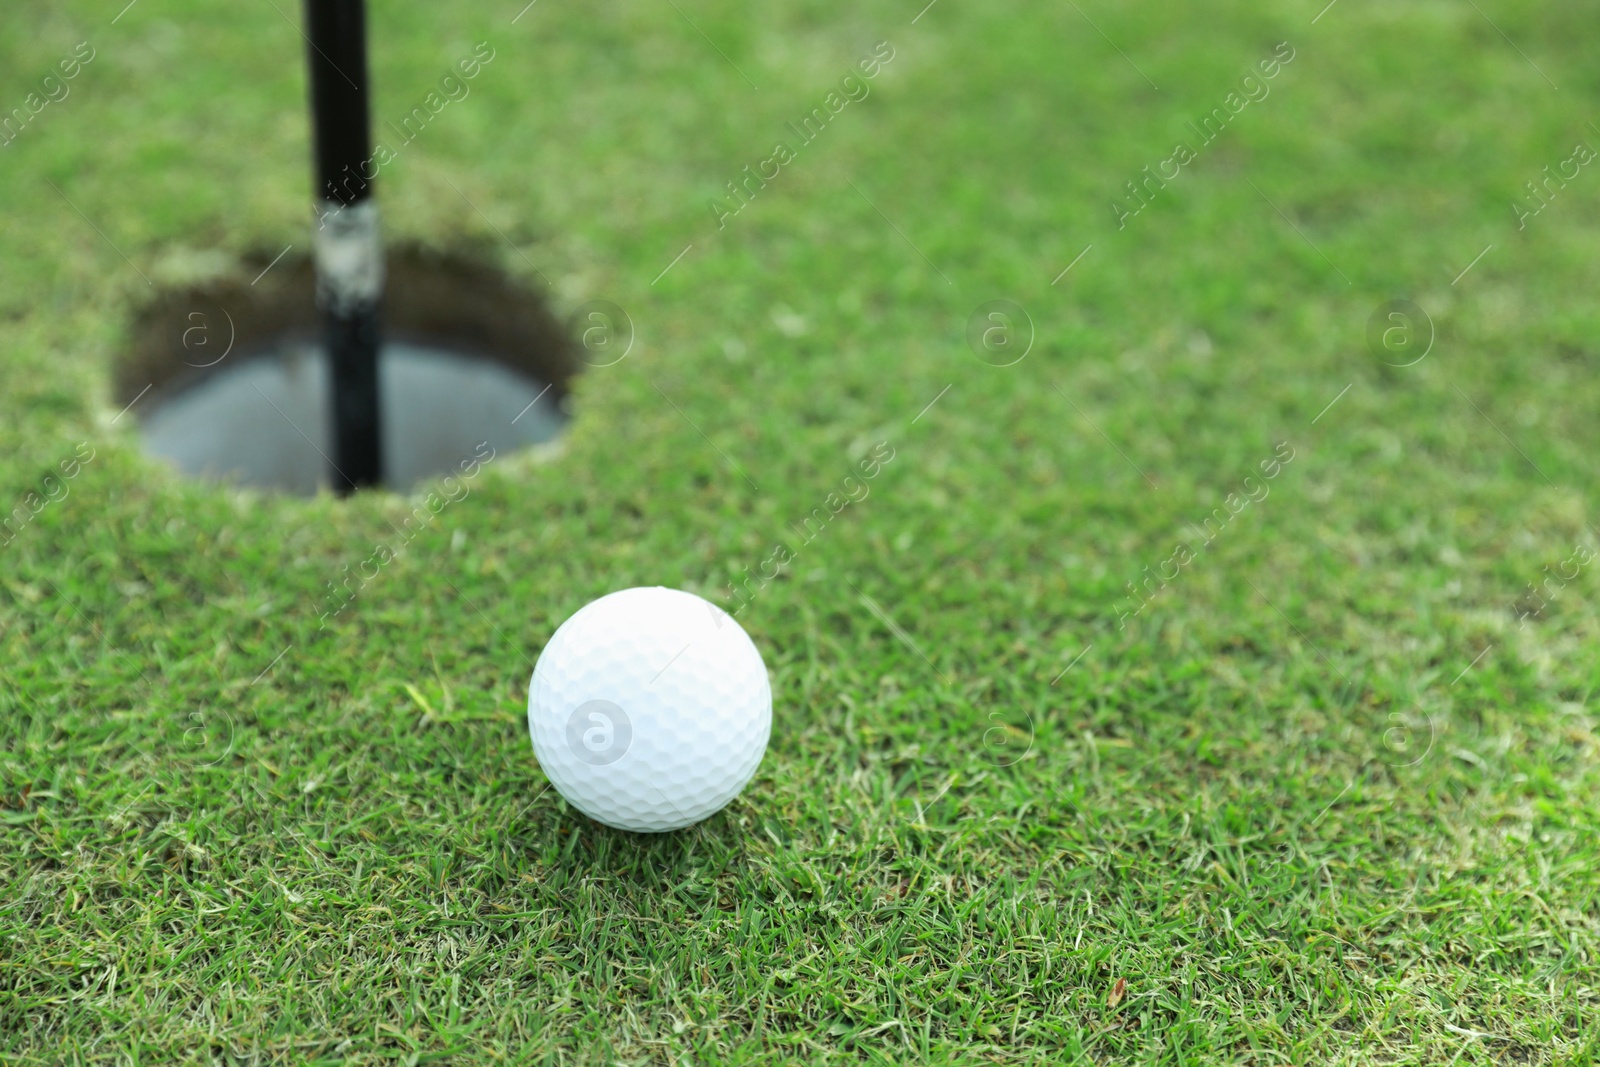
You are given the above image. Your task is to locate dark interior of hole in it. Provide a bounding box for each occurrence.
[119,243,577,405]
[118,244,578,494]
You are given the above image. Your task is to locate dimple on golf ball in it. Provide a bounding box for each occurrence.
[528,586,771,832]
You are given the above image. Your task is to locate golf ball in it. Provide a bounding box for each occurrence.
[528,586,771,832]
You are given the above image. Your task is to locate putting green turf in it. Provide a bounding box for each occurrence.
[4,0,1600,1061]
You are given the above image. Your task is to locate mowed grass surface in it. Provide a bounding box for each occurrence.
[4,0,1600,1062]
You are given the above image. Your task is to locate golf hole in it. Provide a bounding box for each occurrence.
[118,245,577,495]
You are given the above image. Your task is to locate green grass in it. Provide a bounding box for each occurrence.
[4,0,1600,1062]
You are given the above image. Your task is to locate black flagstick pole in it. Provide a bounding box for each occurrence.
[304,0,383,493]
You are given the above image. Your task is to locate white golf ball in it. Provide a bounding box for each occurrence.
[528,586,771,832]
